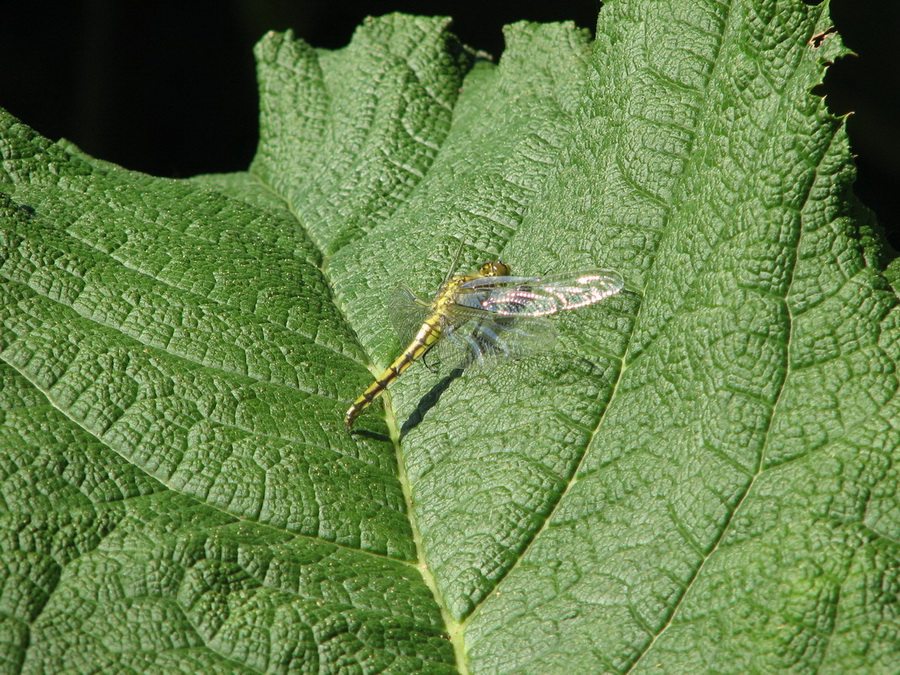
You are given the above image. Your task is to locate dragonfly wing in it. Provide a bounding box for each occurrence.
[470,314,557,361]
[455,269,624,317]
[441,304,558,368]
[390,285,430,346]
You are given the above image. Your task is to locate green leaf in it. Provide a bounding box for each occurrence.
[1,3,898,673]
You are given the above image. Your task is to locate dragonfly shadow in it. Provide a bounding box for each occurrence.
[399,365,468,438]
[348,428,392,443]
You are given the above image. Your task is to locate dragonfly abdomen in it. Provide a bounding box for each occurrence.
[345,317,443,430]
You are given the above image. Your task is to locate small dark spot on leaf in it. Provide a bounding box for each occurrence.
[16,204,36,216]
[809,26,837,48]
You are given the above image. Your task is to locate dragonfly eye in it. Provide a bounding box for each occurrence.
[481,261,511,277]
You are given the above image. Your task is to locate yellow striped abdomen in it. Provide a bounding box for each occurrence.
[345,317,443,430]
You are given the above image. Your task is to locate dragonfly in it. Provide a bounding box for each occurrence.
[345,255,625,430]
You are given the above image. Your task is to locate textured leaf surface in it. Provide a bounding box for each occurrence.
[1,2,898,673]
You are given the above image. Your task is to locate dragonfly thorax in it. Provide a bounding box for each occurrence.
[432,260,511,314]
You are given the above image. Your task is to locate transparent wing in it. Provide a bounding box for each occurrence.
[388,268,623,372]
[454,268,625,317]
[389,285,430,346]
[440,304,558,368]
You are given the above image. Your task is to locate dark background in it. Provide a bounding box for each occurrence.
[2,1,896,248]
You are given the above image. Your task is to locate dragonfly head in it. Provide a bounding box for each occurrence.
[480,260,511,277]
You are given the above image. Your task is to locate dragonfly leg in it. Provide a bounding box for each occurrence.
[421,344,440,373]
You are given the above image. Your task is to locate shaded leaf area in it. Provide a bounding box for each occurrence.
[0,363,453,672]
[1,2,898,674]
[0,14,472,672]
[0,119,416,558]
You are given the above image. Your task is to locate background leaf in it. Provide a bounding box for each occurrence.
[2,2,898,673]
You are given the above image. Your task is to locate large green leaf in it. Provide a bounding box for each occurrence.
[1,2,898,672]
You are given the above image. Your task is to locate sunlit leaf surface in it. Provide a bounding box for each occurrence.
[1,2,897,672]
